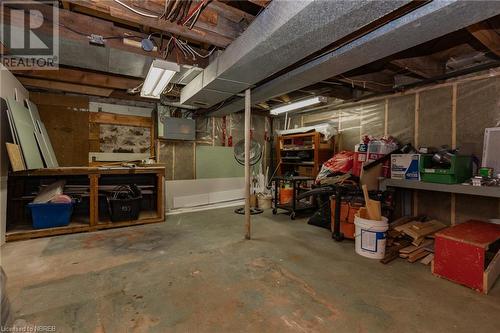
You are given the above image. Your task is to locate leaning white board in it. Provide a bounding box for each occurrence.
[6,97,44,169]
[26,100,58,168]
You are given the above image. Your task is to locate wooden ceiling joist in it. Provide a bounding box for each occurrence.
[391,56,445,79]
[69,0,237,47]
[248,0,271,8]
[2,3,207,67]
[467,21,500,57]
[18,77,114,97]
[13,68,143,90]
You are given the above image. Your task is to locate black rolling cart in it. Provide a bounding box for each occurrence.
[272,176,315,219]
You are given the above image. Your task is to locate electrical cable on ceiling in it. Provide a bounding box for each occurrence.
[113,0,159,18]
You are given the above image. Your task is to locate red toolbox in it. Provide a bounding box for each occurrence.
[432,220,500,294]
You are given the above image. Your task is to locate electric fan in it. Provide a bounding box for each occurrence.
[233,139,264,215]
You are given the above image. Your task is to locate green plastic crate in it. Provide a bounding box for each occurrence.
[419,154,472,184]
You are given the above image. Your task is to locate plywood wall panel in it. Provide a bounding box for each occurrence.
[38,106,89,166]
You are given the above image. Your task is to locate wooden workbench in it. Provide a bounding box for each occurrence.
[6,166,165,241]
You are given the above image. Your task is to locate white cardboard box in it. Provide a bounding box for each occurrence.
[391,154,420,180]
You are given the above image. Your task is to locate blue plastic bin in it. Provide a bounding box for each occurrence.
[28,202,74,229]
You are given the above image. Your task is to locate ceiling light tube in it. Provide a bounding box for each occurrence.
[141,59,180,99]
[270,96,327,115]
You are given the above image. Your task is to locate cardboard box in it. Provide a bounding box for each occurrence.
[391,154,420,180]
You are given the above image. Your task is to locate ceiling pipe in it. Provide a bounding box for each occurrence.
[211,0,500,116]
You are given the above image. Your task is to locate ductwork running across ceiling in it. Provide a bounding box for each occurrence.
[212,0,500,116]
[179,0,413,108]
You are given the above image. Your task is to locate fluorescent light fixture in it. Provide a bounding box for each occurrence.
[270,96,327,115]
[141,59,180,99]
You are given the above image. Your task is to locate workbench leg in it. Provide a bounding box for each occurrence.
[89,174,99,228]
[157,173,165,221]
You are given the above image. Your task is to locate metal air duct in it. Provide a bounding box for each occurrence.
[180,0,412,108]
[212,0,500,116]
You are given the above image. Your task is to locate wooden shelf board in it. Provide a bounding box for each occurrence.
[6,222,90,242]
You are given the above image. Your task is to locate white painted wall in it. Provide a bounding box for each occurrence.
[165,178,245,210]
[0,64,29,246]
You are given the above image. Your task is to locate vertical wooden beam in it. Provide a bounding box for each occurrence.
[451,83,457,149]
[414,92,420,147]
[89,174,100,227]
[244,89,251,240]
[451,83,457,225]
[384,98,389,136]
[157,172,165,220]
[413,93,420,216]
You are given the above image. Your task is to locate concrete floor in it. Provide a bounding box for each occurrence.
[1,207,499,333]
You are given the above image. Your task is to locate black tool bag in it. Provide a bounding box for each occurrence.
[106,184,142,222]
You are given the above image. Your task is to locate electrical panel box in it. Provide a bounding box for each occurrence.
[158,116,195,141]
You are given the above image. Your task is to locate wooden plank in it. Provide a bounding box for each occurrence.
[468,21,500,57]
[89,174,99,226]
[484,250,500,294]
[6,223,90,242]
[89,112,152,127]
[5,143,25,172]
[69,0,233,47]
[2,3,205,67]
[420,253,434,265]
[29,92,89,109]
[14,68,143,90]
[408,249,430,263]
[157,173,165,220]
[248,0,271,7]
[38,105,90,167]
[18,77,113,97]
[392,56,445,79]
[211,1,255,23]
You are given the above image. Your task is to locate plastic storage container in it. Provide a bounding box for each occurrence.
[28,202,74,229]
[419,154,472,184]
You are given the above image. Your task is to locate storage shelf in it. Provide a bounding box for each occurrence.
[7,167,165,242]
[380,179,500,198]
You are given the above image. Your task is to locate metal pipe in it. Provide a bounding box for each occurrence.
[244,88,251,240]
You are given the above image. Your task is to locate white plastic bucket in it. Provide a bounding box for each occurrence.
[354,214,389,259]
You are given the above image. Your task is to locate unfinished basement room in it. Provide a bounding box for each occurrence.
[1,0,500,332]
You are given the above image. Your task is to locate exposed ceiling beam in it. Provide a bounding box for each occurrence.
[337,74,393,93]
[248,0,271,8]
[69,0,234,47]
[12,68,143,90]
[2,4,207,67]
[391,56,445,78]
[18,77,114,97]
[467,21,500,57]
[211,1,255,23]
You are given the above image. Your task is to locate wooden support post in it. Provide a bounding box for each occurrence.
[157,172,165,221]
[89,174,100,228]
[244,89,251,240]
